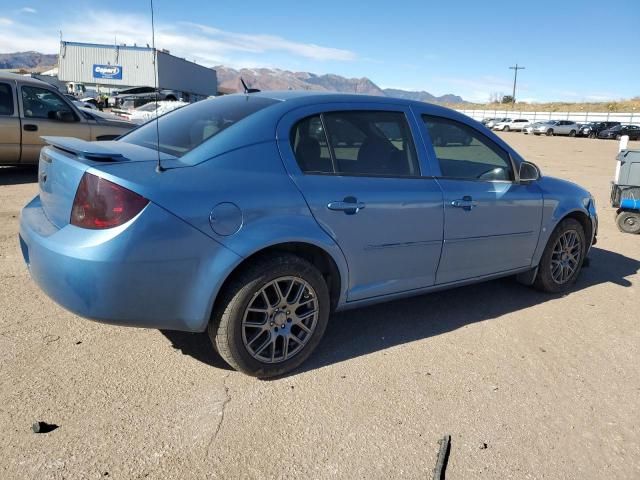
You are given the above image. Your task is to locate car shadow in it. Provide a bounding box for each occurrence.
[160,246,640,377]
[0,166,38,186]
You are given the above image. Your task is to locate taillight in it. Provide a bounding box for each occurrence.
[70,173,148,229]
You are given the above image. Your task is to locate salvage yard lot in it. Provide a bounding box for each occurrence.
[1,134,639,479]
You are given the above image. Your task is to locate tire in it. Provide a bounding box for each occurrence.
[504,126,510,132]
[534,218,586,293]
[589,132,596,139]
[208,254,330,378]
[569,130,576,137]
[546,129,554,136]
[616,211,640,234]
[615,134,622,141]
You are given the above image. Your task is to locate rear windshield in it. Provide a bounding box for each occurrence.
[119,95,278,157]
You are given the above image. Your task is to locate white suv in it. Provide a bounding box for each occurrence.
[526,120,579,136]
[493,118,530,132]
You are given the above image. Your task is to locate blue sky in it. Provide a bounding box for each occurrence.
[1,0,638,102]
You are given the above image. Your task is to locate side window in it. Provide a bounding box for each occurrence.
[290,115,333,174]
[423,115,514,182]
[323,111,419,176]
[0,83,14,115]
[21,86,77,121]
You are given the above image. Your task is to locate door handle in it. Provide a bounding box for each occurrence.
[451,196,478,211]
[327,196,366,215]
[23,124,38,132]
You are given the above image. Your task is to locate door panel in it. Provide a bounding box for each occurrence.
[278,105,443,302]
[298,175,444,300]
[19,85,90,164]
[0,81,20,164]
[436,179,542,283]
[420,114,543,284]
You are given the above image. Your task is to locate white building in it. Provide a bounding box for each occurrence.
[58,41,217,98]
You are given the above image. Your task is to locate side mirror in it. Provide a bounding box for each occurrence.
[55,110,76,122]
[519,161,540,182]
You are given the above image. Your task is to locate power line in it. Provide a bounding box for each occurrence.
[509,64,525,104]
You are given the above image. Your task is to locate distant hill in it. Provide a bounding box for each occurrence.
[382,88,464,104]
[0,51,57,70]
[216,66,465,103]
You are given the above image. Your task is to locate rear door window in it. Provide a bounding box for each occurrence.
[323,111,419,176]
[291,110,420,177]
[290,115,333,174]
[423,115,513,181]
[0,83,14,115]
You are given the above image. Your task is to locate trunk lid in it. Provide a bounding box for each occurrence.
[38,137,175,229]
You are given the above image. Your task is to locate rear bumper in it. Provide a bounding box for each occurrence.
[19,195,241,332]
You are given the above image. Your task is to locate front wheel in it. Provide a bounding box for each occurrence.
[504,126,510,132]
[615,134,622,141]
[534,218,586,293]
[546,129,554,136]
[616,211,640,234]
[209,254,330,377]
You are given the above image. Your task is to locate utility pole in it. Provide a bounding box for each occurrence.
[509,63,525,104]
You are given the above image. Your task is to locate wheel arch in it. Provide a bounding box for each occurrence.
[532,206,594,269]
[562,209,593,244]
[207,241,346,331]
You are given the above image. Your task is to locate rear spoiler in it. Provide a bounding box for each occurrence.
[41,136,126,162]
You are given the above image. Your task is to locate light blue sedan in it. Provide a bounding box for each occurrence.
[19,92,598,377]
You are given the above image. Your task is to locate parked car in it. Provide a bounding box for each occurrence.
[114,100,189,124]
[525,120,579,136]
[0,73,135,166]
[19,92,597,377]
[485,117,509,129]
[523,121,544,134]
[110,86,183,108]
[597,124,640,140]
[578,121,621,138]
[493,118,530,132]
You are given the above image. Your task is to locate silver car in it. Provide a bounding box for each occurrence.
[525,120,579,137]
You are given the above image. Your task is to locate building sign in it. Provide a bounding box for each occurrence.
[92,64,122,80]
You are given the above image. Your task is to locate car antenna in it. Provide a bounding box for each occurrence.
[150,0,164,173]
[240,77,261,94]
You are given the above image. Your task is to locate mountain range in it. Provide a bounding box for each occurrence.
[0,51,465,103]
[216,66,464,103]
[0,51,58,71]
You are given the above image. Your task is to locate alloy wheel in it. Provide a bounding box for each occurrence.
[550,229,582,284]
[241,276,319,363]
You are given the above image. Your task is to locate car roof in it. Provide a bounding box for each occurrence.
[233,90,474,125]
[250,89,452,110]
[0,71,57,88]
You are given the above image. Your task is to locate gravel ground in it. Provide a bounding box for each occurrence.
[1,134,639,479]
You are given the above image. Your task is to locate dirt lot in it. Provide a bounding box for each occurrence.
[1,135,639,479]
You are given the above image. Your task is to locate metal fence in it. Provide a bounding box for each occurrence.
[456,109,640,125]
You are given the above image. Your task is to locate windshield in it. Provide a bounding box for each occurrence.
[120,95,279,157]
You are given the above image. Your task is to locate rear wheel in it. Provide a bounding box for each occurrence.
[615,134,622,141]
[569,130,576,137]
[209,254,330,378]
[534,218,586,293]
[616,211,640,234]
[546,129,554,136]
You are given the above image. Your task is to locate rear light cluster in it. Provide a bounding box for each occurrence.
[71,173,149,229]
